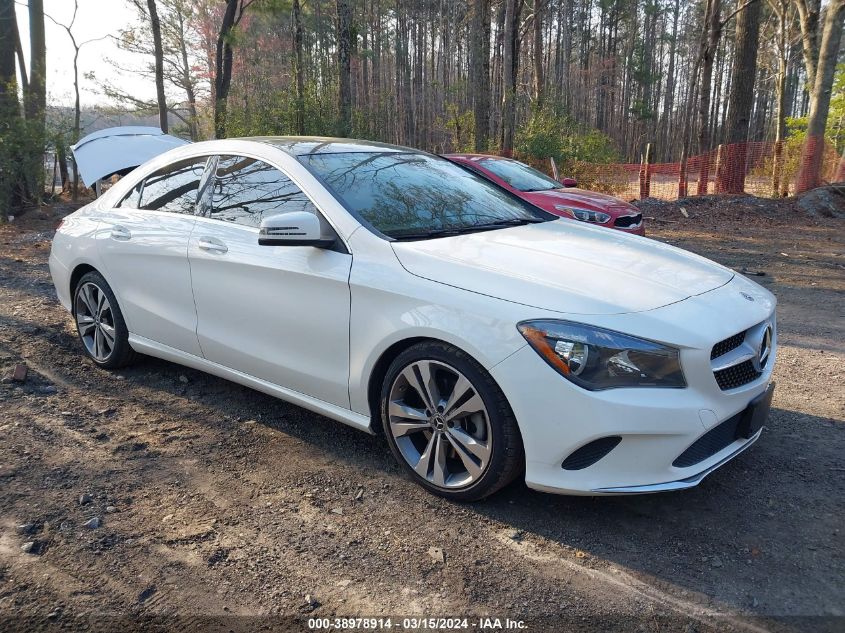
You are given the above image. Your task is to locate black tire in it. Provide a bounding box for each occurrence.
[380,341,524,501]
[73,271,138,369]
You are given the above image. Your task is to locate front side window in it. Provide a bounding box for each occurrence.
[299,151,549,239]
[478,158,563,193]
[207,156,316,227]
[139,157,209,214]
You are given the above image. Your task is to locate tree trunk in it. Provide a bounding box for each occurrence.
[771,0,790,196]
[796,0,845,191]
[57,139,69,192]
[718,0,762,193]
[72,45,80,200]
[25,0,46,202]
[532,0,544,107]
[336,0,352,136]
[697,0,721,195]
[499,0,520,154]
[470,0,491,151]
[293,0,306,135]
[0,0,21,212]
[659,0,680,160]
[174,5,198,141]
[147,0,168,133]
[214,0,239,139]
[11,8,25,92]
[793,0,820,89]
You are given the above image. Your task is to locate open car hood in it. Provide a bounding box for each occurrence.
[71,126,190,187]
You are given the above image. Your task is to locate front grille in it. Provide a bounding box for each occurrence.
[562,436,622,470]
[711,331,746,360]
[614,213,642,228]
[673,412,743,467]
[714,359,761,390]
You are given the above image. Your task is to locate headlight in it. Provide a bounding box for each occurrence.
[517,320,686,390]
[555,205,610,224]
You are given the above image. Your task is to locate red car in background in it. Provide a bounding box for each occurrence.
[444,154,645,236]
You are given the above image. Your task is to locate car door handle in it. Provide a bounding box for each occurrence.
[110,225,131,240]
[197,237,228,254]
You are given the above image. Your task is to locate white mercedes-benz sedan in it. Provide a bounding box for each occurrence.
[49,137,777,500]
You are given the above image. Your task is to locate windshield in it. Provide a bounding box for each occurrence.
[299,151,549,239]
[478,158,563,192]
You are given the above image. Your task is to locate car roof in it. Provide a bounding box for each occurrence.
[245,136,419,156]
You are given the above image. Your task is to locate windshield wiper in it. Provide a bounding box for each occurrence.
[475,217,548,227]
[389,217,547,241]
[389,227,473,241]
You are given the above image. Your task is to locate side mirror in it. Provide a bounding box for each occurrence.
[258,211,335,248]
[561,177,578,188]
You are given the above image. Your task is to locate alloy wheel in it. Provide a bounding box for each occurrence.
[387,360,492,489]
[75,282,116,362]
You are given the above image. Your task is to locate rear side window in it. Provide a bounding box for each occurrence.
[117,181,143,209]
[207,155,316,227]
[139,157,209,214]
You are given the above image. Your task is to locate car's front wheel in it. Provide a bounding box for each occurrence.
[380,341,523,501]
[73,271,137,369]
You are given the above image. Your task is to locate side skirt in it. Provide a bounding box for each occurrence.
[128,334,374,435]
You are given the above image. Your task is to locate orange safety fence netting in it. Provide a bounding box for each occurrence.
[516,138,842,202]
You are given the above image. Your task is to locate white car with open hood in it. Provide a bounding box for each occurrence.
[49,137,777,500]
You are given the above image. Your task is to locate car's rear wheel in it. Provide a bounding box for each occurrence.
[380,341,523,501]
[73,271,137,369]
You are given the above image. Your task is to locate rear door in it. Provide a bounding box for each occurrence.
[188,154,352,407]
[97,157,209,356]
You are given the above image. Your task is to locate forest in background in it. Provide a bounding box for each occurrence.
[1,0,844,211]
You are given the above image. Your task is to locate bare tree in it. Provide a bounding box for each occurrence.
[19,0,45,201]
[337,0,352,136]
[531,0,544,107]
[470,0,491,151]
[796,0,845,190]
[25,0,45,125]
[696,0,722,195]
[769,0,792,196]
[214,0,254,139]
[0,0,16,107]
[500,0,521,154]
[103,0,204,140]
[793,0,820,89]
[0,0,21,211]
[44,1,110,199]
[146,0,168,132]
[293,0,305,135]
[719,0,762,193]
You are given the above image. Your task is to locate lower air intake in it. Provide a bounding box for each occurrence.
[562,436,622,471]
[673,412,743,468]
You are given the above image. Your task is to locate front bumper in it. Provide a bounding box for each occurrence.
[591,428,761,493]
[490,274,776,496]
[491,345,772,494]
[612,222,645,236]
[492,343,773,495]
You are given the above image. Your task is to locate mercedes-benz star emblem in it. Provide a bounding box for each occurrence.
[754,325,773,371]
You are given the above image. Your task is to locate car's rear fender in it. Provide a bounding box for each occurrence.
[49,209,102,312]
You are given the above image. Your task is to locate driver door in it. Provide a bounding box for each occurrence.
[187,154,352,408]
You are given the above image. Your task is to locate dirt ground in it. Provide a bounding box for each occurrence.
[0,190,843,633]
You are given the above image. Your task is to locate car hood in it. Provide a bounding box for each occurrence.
[71,126,190,187]
[391,220,734,315]
[523,188,635,212]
